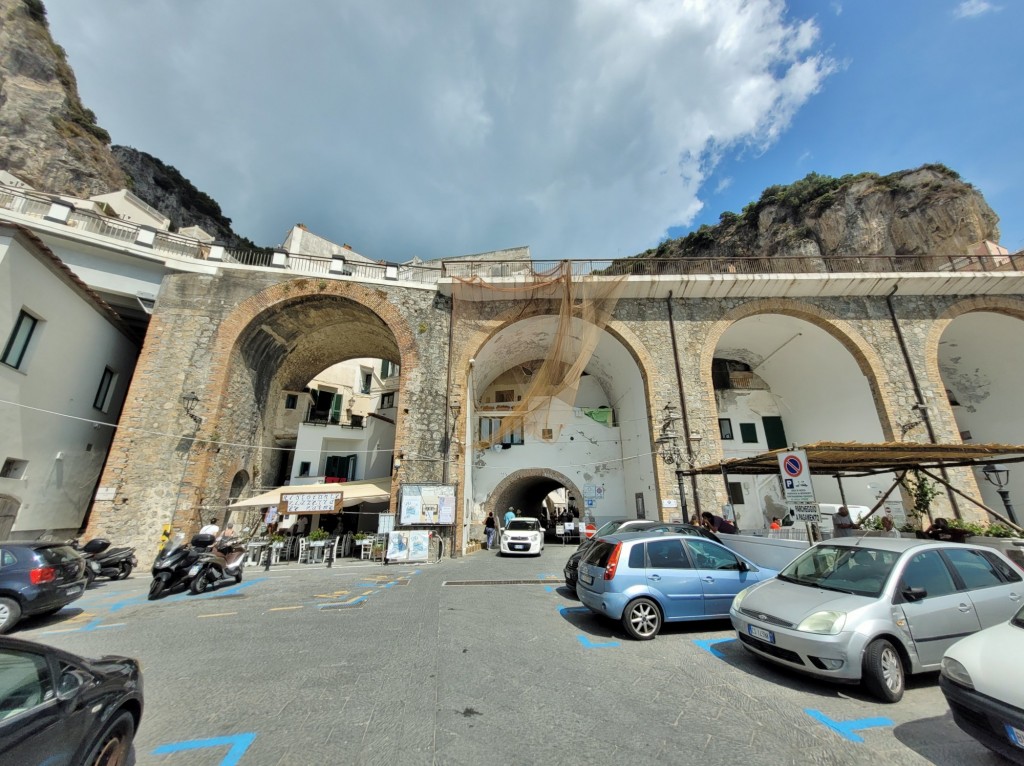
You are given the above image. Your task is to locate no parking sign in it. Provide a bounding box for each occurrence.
[777,449,816,504]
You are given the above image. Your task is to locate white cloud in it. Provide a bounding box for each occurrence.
[954,0,999,18]
[45,0,833,261]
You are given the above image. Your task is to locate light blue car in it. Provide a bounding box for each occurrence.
[577,532,777,640]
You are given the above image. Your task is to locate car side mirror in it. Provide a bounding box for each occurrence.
[737,560,749,572]
[902,586,927,602]
[56,669,88,702]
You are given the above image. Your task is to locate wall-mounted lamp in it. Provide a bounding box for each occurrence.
[181,391,202,426]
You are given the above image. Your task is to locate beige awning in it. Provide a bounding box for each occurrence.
[227,476,393,509]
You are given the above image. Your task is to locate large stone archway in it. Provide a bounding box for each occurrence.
[485,468,585,522]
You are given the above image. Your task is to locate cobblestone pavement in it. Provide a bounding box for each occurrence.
[13,546,1007,766]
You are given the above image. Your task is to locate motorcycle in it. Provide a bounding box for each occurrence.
[70,538,138,585]
[187,534,246,594]
[148,532,204,600]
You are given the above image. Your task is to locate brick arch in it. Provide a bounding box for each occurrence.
[923,296,1024,400]
[698,298,899,444]
[485,468,585,519]
[184,278,419,527]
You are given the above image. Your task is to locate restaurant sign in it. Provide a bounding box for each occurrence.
[279,492,343,515]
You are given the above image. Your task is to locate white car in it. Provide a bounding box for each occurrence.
[940,602,1024,762]
[500,518,544,556]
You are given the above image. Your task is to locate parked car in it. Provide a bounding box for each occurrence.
[500,518,545,556]
[576,532,776,640]
[730,538,1023,702]
[0,541,89,634]
[940,602,1024,762]
[564,521,720,591]
[0,635,143,765]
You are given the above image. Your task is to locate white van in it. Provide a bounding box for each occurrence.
[816,503,872,535]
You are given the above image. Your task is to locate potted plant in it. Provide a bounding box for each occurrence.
[308,528,329,546]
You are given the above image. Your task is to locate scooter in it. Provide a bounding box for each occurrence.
[148,533,204,600]
[187,535,246,594]
[70,538,138,585]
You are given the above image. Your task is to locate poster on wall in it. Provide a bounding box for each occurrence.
[399,484,457,525]
[386,530,431,562]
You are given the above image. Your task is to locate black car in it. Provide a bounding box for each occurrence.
[0,636,143,765]
[0,541,88,634]
[563,521,720,590]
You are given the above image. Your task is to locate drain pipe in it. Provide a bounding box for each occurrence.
[885,286,961,517]
[442,294,455,485]
[667,291,700,519]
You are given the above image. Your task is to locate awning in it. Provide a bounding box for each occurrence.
[681,441,1024,477]
[227,476,393,509]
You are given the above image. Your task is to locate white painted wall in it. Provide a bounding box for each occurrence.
[0,233,138,536]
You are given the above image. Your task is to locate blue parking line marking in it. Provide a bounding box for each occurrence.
[577,635,620,649]
[152,732,256,766]
[804,709,893,742]
[693,637,737,658]
[544,586,554,592]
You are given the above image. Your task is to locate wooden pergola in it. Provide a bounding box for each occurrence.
[680,441,1024,533]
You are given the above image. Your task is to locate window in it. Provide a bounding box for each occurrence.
[900,550,956,598]
[284,394,298,410]
[718,418,733,440]
[1,311,38,370]
[93,367,117,412]
[739,423,758,443]
[0,648,52,719]
[0,459,27,480]
[298,462,311,477]
[495,389,515,404]
[380,392,395,409]
[541,429,553,440]
[479,417,501,442]
[686,539,740,570]
[980,551,1022,583]
[727,482,745,506]
[646,539,691,569]
[943,548,1004,590]
[380,360,399,378]
[361,372,372,395]
[628,544,645,569]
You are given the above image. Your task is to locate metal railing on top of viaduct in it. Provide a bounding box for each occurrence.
[1,184,1019,285]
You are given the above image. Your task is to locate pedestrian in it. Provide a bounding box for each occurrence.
[199,518,220,537]
[879,513,900,538]
[503,506,516,527]
[700,511,737,535]
[833,506,857,537]
[484,512,496,550]
[769,517,781,530]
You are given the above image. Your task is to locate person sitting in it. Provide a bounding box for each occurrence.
[701,511,737,535]
[925,517,969,543]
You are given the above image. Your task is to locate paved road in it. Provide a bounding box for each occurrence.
[14,545,1006,766]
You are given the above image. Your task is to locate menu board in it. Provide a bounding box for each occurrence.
[399,484,457,525]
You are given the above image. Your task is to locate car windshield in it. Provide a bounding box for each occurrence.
[37,545,82,566]
[507,519,538,531]
[779,544,898,597]
[582,541,616,568]
[594,521,624,537]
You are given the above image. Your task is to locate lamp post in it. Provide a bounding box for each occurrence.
[982,464,1018,525]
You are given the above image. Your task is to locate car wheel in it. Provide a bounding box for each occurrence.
[862,639,905,703]
[0,597,22,634]
[621,597,661,640]
[148,574,168,601]
[116,562,133,580]
[81,709,134,766]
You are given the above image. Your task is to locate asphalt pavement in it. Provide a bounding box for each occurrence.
[12,542,1007,766]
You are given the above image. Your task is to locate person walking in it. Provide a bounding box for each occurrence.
[503,506,516,526]
[484,512,496,550]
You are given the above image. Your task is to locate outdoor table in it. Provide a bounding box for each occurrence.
[308,540,327,564]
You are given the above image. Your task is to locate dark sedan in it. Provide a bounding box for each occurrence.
[0,541,88,634]
[0,635,143,765]
[563,521,720,591]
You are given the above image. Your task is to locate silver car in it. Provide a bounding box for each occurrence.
[730,538,1023,702]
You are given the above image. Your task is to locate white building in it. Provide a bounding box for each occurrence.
[0,223,138,538]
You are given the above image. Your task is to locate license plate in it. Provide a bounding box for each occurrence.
[748,625,775,644]
[513,544,526,550]
[63,585,81,596]
[580,573,594,585]
[1007,724,1024,749]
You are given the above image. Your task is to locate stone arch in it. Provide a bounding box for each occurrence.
[485,468,585,521]
[698,298,899,445]
[923,295,1024,403]
[182,278,420,528]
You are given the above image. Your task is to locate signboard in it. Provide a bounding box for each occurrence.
[399,484,457,525]
[883,501,907,527]
[279,492,342,514]
[583,484,597,499]
[264,507,279,524]
[584,498,595,508]
[584,523,597,539]
[661,499,678,509]
[793,503,821,523]
[386,530,431,563]
[777,450,817,504]
[377,513,396,534]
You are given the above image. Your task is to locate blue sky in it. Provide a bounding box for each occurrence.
[678,0,1024,250]
[44,0,1023,260]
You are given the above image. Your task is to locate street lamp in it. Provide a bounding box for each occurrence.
[982,463,1018,525]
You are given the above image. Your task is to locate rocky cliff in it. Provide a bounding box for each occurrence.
[0,0,250,245]
[637,166,1000,261]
